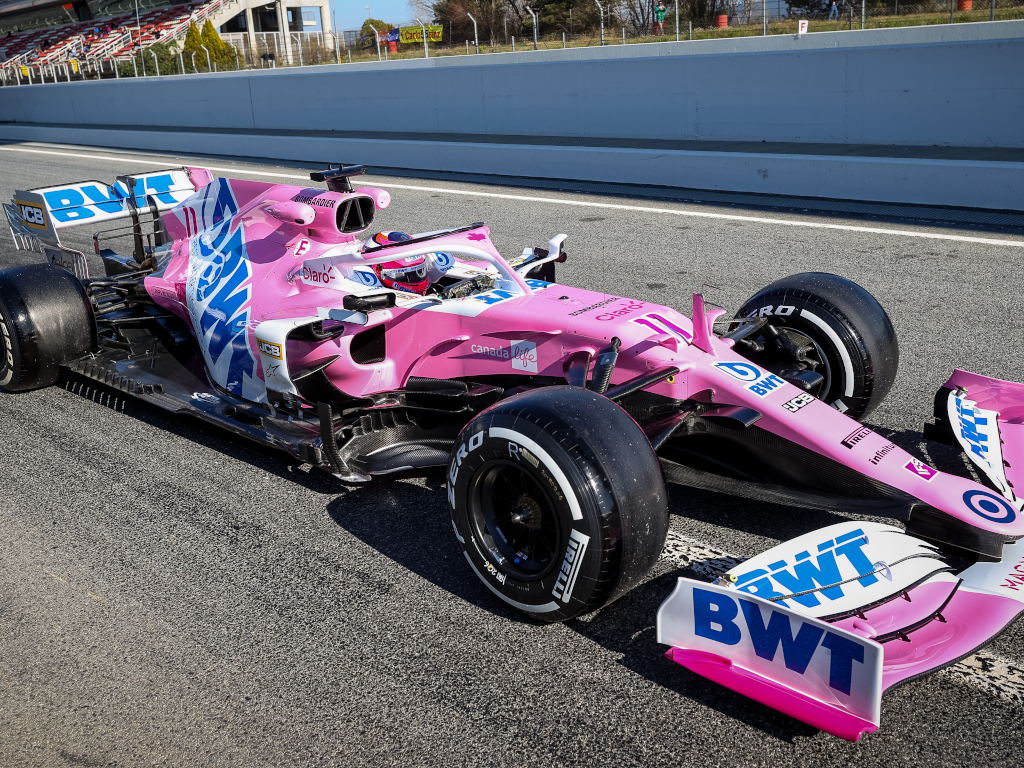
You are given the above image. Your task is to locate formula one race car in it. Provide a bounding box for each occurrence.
[3,165,1023,735]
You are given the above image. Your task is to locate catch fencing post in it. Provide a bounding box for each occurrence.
[200,44,211,71]
[232,43,240,69]
[949,0,954,22]
[763,0,767,34]
[990,0,995,20]
[526,7,538,49]
[467,12,479,53]
[113,58,119,78]
[562,31,565,47]
[689,20,692,39]
[595,0,604,45]
[415,17,429,57]
[191,51,198,73]
[862,0,866,27]
[178,49,184,74]
[370,23,382,61]
[132,56,138,77]
[348,49,352,63]
[512,35,515,50]
[150,49,159,76]
[334,32,340,63]
[675,0,679,39]
[622,27,625,44]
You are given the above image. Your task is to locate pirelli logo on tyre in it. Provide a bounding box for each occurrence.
[256,338,282,359]
[552,529,590,603]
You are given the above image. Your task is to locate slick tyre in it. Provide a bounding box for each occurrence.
[448,386,669,622]
[736,273,898,421]
[0,263,95,393]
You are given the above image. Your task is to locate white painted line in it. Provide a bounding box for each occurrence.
[2,144,1022,248]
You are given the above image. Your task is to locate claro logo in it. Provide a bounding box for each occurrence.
[595,301,645,321]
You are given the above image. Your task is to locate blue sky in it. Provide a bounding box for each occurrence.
[329,0,414,32]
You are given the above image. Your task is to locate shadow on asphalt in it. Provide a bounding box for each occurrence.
[60,369,977,743]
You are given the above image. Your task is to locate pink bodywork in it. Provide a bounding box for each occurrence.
[141,172,1024,742]
[945,369,1024,500]
[142,172,1024,549]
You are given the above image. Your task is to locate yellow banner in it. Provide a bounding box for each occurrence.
[398,25,443,44]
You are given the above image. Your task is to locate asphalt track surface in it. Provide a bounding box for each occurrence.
[1,142,1024,768]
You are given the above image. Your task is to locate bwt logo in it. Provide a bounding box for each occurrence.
[734,528,877,609]
[712,361,786,399]
[954,395,990,463]
[41,174,185,222]
[693,588,867,696]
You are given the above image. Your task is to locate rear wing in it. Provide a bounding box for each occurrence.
[4,166,212,279]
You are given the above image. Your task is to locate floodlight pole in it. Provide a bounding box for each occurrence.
[466,12,479,53]
[415,17,428,57]
[525,6,538,49]
[595,0,605,45]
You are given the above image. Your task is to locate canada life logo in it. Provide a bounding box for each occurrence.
[510,340,538,374]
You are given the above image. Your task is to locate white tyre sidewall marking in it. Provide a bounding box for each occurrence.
[462,552,560,613]
[488,426,583,521]
[800,309,856,398]
[455,425,587,613]
[0,313,13,386]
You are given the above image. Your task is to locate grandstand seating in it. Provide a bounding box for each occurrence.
[0,0,224,66]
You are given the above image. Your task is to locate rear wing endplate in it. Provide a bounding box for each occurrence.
[4,167,205,279]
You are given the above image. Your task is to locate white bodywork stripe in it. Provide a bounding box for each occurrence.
[488,426,583,521]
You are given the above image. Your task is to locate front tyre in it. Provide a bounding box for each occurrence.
[448,386,669,622]
[734,272,898,421]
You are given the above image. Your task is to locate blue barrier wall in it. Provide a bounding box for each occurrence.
[2,21,1022,146]
[1,21,1022,209]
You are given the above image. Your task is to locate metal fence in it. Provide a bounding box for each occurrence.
[2,0,1022,84]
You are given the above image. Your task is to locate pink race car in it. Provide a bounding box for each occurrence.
[3,164,1023,738]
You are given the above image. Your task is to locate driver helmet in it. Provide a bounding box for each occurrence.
[364,231,430,294]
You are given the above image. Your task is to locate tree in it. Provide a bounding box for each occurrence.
[181,23,208,71]
[200,19,237,69]
[360,17,394,38]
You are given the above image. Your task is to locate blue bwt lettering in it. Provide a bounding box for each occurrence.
[693,588,741,645]
[691,588,867,697]
[740,599,823,674]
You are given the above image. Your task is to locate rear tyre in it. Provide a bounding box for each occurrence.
[0,264,95,393]
[448,386,669,622]
[734,272,898,421]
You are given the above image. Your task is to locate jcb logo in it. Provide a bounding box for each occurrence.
[257,339,282,359]
[17,203,46,229]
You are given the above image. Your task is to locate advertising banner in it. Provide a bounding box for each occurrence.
[399,25,443,43]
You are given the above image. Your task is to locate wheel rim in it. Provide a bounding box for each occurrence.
[469,461,562,580]
[778,325,833,397]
